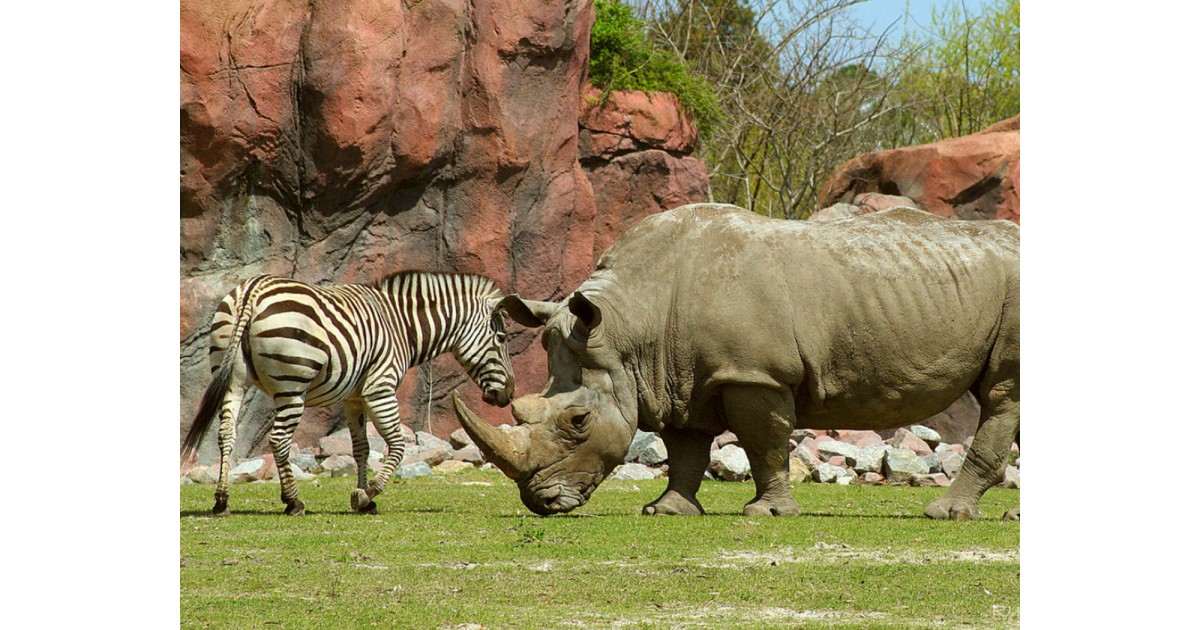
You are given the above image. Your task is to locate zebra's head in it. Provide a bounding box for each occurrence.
[453,291,527,408]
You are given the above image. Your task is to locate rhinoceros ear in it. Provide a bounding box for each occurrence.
[498,295,557,328]
[568,292,602,334]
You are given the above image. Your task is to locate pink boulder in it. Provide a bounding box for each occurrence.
[819,115,1020,223]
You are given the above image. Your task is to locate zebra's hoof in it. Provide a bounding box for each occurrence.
[356,501,379,515]
[284,501,306,516]
[212,502,230,517]
[350,488,371,511]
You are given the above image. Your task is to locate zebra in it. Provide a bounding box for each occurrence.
[181,271,529,516]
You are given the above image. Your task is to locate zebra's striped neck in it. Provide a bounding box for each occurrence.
[376,271,501,368]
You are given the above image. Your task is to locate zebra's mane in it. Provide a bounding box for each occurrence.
[372,270,502,297]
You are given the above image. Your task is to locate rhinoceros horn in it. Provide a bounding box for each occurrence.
[451,390,533,480]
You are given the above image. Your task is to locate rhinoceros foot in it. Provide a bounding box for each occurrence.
[1002,507,1020,521]
[923,496,981,521]
[642,490,704,516]
[743,495,801,517]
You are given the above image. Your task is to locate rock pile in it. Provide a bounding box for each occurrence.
[183,424,1020,491]
[606,426,1019,490]
[181,425,492,484]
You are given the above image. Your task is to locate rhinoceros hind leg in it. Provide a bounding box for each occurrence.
[927,326,1019,521]
[722,385,800,517]
[643,427,711,516]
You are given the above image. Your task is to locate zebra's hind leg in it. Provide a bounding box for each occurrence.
[345,400,377,514]
[362,390,407,504]
[212,382,247,517]
[271,392,307,516]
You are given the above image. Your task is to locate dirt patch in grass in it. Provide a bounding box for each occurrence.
[567,603,893,628]
[707,542,1019,568]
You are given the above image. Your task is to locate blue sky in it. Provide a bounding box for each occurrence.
[844,0,990,39]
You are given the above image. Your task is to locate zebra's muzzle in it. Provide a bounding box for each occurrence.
[482,386,512,407]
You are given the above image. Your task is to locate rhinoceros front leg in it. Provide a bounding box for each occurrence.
[723,385,801,517]
[926,379,1019,521]
[643,427,711,516]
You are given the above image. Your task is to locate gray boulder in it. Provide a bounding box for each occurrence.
[713,431,740,449]
[909,424,942,447]
[186,465,219,484]
[934,443,966,478]
[449,428,474,450]
[416,431,453,451]
[883,448,930,484]
[812,463,853,483]
[851,445,887,474]
[610,463,662,480]
[626,430,667,465]
[290,463,316,482]
[858,471,885,485]
[792,441,822,470]
[710,444,751,481]
[1001,465,1020,489]
[912,472,952,487]
[403,432,453,467]
[922,454,942,474]
[626,430,655,461]
[816,440,861,463]
[886,428,933,457]
[396,461,433,479]
[230,458,267,483]
[451,445,485,465]
[788,458,811,483]
[290,450,319,473]
[318,428,387,456]
[320,454,357,477]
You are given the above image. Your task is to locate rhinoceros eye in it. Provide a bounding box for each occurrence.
[571,413,589,430]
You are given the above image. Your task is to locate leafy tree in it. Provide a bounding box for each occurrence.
[890,0,1020,141]
[592,0,1019,219]
[589,0,722,132]
[649,0,777,83]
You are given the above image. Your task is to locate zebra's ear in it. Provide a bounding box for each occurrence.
[498,295,557,328]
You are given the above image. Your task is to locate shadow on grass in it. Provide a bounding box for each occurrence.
[179,509,344,517]
[180,509,1010,521]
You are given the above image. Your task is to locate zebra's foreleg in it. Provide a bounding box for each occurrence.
[362,390,407,503]
[345,400,377,514]
[271,393,307,516]
[212,383,246,517]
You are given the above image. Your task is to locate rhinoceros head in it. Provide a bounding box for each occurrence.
[452,292,637,515]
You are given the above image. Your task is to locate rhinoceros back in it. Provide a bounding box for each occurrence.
[585,203,1018,430]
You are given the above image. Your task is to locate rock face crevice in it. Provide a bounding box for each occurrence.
[180,0,709,462]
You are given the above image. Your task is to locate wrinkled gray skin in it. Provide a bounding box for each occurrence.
[455,204,1019,520]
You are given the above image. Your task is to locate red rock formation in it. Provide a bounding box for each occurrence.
[179,0,709,462]
[818,115,1020,224]
[578,87,709,258]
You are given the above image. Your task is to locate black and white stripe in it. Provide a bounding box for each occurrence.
[182,271,519,516]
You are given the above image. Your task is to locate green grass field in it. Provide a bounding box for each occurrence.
[181,470,1019,628]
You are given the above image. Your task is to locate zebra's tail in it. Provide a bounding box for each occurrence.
[180,276,269,464]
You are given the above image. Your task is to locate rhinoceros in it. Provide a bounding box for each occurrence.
[456,203,1019,520]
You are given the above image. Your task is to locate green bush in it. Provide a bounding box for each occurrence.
[589,0,721,133]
